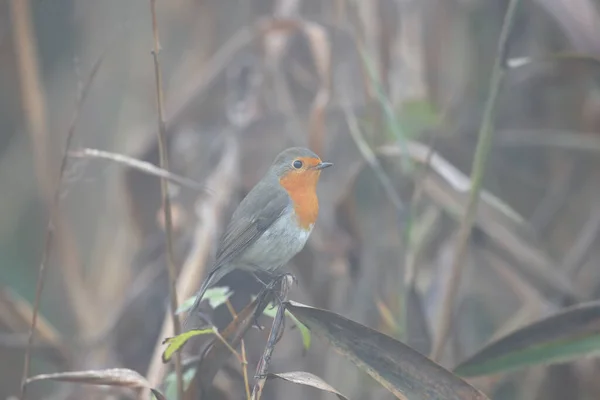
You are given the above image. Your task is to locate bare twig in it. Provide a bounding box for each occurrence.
[68,148,206,192]
[224,299,251,400]
[241,339,252,400]
[251,276,293,400]
[10,6,54,394]
[431,0,522,362]
[0,288,70,365]
[148,1,183,399]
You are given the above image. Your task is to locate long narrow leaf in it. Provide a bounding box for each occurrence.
[286,301,489,400]
[454,300,600,377]
[25,368,166,400]
[267,371,348,400]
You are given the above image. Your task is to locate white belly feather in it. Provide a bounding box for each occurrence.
[238,206,313,271]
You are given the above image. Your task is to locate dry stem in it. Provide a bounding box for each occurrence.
[148,0,183,398]
[250,277,292,400]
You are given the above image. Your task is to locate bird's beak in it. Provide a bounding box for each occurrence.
[314,161,333,170]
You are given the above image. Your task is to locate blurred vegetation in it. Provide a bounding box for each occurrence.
[2,0,600,399]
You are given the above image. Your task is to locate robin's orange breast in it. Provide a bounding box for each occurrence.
[279,168,320,229]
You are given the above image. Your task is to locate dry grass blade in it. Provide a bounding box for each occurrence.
[0,288,69,363]
[379,143,577,301]
[69,148,207,192]
[286,301,490,400]
[148,0,184,398]
[25,368,166,400]
[266,371,348,400]
[382,137,573,300]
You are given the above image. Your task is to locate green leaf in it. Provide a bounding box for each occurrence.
[261,302,311,350]
[176,286,232,314]
[286,301,489,400]
[161,329,213,363]
[164,368,196,400]
[454,300,600,377]
[195,294,268,388]
[287,310,312,350]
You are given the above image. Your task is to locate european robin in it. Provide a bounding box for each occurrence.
[184,147,332,326]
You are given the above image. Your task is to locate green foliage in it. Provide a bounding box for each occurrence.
[176,286,233,314]
[161,328,214,363]
[263,303,312,351]
[164,368,196,400]
[454,301,600,377]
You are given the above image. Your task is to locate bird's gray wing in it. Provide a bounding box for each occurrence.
[212,184,290,269]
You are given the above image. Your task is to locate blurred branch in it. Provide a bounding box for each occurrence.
[148,1,183,399]
[431,0,523,362]
[10,0,104,396]
[69,148,206,192]
[0,288,69,365]
[380,142,577,301]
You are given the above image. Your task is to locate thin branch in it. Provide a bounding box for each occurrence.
[68,148,207,192]
[10,4,53,394]
[430,0,522,362]
[241,339,252,400]
[251,276,292,400]
[148,1,183,399]
[225,298,251,400]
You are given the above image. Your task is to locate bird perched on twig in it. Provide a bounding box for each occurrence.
[184,147,332,328]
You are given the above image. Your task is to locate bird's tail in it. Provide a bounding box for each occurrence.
[182,266,226,330]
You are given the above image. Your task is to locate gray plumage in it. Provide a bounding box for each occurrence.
[183,147,322,328]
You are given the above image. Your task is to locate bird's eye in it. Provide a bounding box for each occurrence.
[292,160,303,169]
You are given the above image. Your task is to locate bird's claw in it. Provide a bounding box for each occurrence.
[252,315,265,331]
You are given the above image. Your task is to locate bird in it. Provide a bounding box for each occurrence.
[184,147,332,327]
